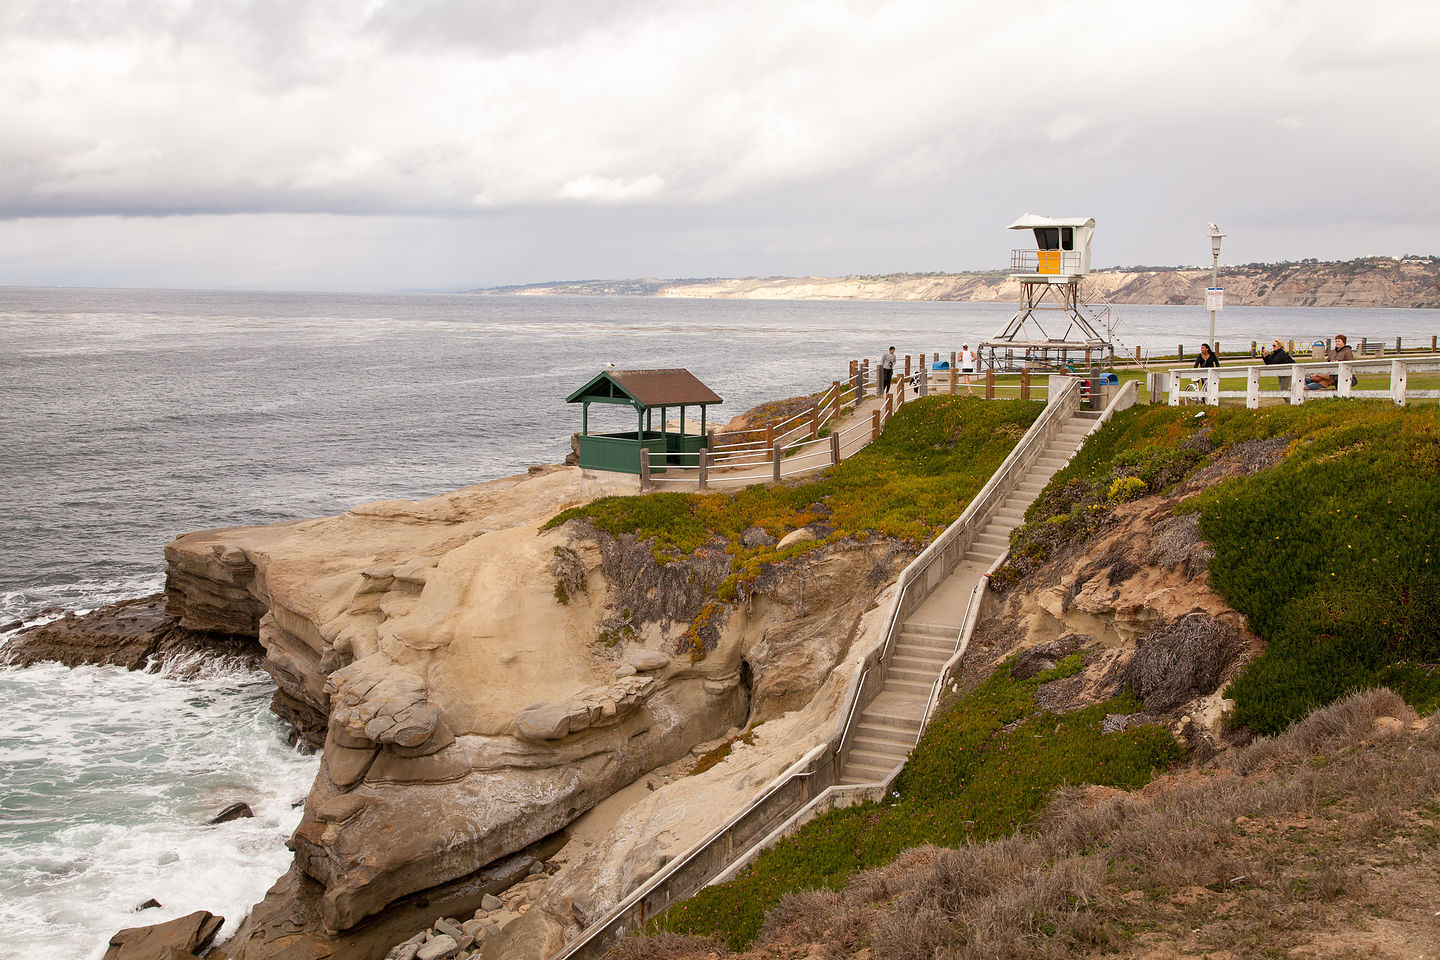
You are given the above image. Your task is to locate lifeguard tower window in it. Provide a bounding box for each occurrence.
[1033,227,1074,251]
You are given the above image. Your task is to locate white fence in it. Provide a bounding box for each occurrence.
[1168,355,1440,408]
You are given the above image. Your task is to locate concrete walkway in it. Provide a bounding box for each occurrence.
[838,407,1101,784]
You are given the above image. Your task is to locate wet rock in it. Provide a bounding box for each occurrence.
[103,910,223,960]
[208,802,254,824]
[134,898,163,911]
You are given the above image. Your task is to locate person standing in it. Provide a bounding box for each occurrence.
[959,343,977,395]
[878,346,896,395]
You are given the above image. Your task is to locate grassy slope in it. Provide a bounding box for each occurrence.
[652,657,1184,949]
[623,398,1437,955]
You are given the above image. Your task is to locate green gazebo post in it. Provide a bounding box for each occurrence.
[566,369,724,476]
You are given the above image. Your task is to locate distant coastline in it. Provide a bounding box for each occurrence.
[469,257,1440,309]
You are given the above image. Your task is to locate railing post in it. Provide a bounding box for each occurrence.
[764,424,775,461]
[829,432,840,465]
[1205,370,1220,405]
[1337,361,1353,397]
[1167,369,1180,406]
[871,409,880,441]
[639,448,651,490]
[1020,368,1030,400]
[920,363,928,397]
[853,369,863,409]
[885,394,892,419]
[985,369,995,400]
[1178,344,1184,361]
[697,448,709,490]
[1291,366,1306,405]
[1391,360,1408,406]
[1135,345,1142,363]
[1246,365,1260,409]
[809,408,819,439]
[949,351,958,395]
[772,442,782,483]
[904,354,911,377]
[849,359,857,378]
[1396,336,1402,353]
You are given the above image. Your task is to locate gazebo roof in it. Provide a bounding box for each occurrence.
[566,368,723,408]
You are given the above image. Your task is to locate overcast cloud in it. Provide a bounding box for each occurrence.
[1,0,1436,290]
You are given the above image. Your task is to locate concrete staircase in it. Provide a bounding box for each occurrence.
[837,409,1102,785]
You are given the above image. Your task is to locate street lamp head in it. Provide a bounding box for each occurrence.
[1208,223,1225,258]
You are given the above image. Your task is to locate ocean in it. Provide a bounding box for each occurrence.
[2,286,1437,958]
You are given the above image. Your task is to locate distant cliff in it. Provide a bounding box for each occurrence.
[472,257,1440,308]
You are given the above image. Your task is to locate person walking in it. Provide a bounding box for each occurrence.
[959,344,977,395]
[878,346,896,395]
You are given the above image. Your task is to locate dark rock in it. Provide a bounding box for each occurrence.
[103,910,223,960]
[0,620,22,633]
[135,898,163,911]
[208,802,254,824]
[0,595,263,673]
[740,525,777,548]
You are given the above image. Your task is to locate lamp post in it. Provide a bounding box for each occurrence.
[1207,223,1225,349]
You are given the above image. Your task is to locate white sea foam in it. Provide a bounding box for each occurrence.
[0,660,318,960]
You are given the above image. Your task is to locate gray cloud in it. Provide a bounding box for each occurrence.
[0,0,1436,288]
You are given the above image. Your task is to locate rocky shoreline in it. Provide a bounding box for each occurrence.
[8,460,902,960]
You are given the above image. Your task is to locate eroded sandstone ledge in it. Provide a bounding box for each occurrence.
[156,464,905,958]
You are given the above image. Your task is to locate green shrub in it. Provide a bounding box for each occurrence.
[1107,475,1148,504]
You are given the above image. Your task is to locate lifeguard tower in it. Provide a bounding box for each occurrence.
[980,214,1114,371]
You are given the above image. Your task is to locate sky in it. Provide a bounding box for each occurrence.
[1,0,1437,292]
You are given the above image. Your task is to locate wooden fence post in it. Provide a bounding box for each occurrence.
[985,369,995,400]
[853,370,864,409]
[1083,348,1092,369]
[1135,345,1141,363]
[772,442,782,483]
[639,448,651,491]
[949,352,958,395]
[809,408,819,438]
[904,355,911,377]
[1178,344,1183,361]
[871,410,880,441]
[764,424,775,462]
[920,363,928,398]
[697,448,708,490]
[1215,341,1221,357]
[849,360,857,378]
[1396,336,1402,353]
[1020,368,1031,400]
[1251,340,1257,358]
[829,432,840,465]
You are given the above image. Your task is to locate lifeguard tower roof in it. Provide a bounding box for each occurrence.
[1007,214,1095,230]
[1007,213,1095,281]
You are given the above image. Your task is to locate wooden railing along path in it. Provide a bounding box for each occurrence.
[550,378,1087,960]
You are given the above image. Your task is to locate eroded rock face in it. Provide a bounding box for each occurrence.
[161,464,905,954]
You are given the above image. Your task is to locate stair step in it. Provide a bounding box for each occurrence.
[891,651,950,670]
[841,760,894,780]
[854,722,915,746]
[975,533,1009,548]
[901,621,955,639]
[850,735,910,757]
[965,549,1002,563]
[847,747,905,769]
[896,635,954,655]
[860,710,923,731]
[890,667,937,684]
[883,678,933,697]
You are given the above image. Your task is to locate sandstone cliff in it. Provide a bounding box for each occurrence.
[155,464,905,959]
[474,258,1440,308]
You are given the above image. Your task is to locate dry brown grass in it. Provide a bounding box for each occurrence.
[609,689,1440,960]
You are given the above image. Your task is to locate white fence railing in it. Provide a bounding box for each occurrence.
[1168,355,1440,407]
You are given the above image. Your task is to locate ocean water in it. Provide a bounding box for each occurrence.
[1,287,1437,958]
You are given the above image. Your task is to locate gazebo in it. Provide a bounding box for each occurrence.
[566,368,724,474]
